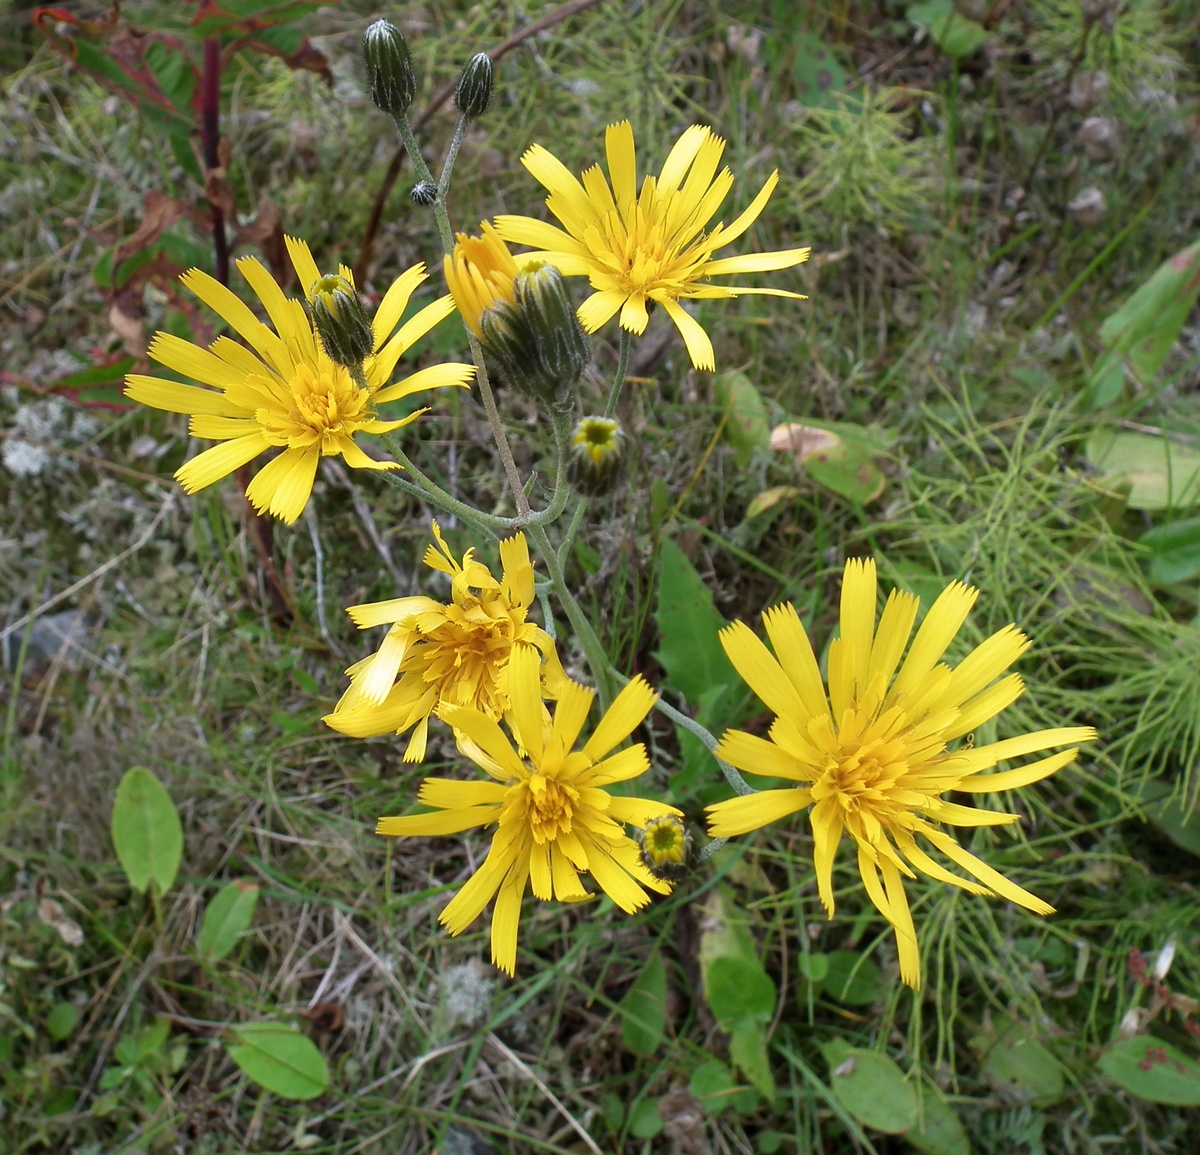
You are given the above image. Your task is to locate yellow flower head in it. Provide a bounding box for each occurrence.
[324,522,566,763]
[442,222,521,335]
[705,558,1096,990]
[125,236,474,524]
[377,645,681,976]
[495,121,812,371]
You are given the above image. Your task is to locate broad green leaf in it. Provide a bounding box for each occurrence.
[1084,429,1200,511]
[1139,517,1200,583]
[653,537,736,703]
[769,420,893,506]
[973,1018,1065,1105]
[823,1039,919,1134]
[907,1,989,58]
[46,1002,80,1042]
[730,1024,777,1103]
[198,880,260,962]
[905,1090,970,1155]
[798,951,829,984]
[619,952,667,1057]
[1097,1036,1200,1105]
[824,950,882,1005]
[714,371,770,467]
[628,1097,663,1138]
[1135,779,1200,857]
[1088,240,1200,409]
[226,1022,329,1101]
[111,767,183,896]
[706,956,776,1030]
[690,1058,757,1115]
[788,32,850,108]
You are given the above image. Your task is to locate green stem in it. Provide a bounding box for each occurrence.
[640,685,753,798]
[437,114,469,202]
[527,521,613,710]
[557,498,589,572]
[603,329,633,419]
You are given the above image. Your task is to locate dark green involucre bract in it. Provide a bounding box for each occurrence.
[454,53,494,120]
[310,274,374,368]
[363,19,417,115]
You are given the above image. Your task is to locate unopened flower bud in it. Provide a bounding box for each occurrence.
[515,264,591,395]
[635,816,691,883]
[363,19,417,116]
[454,53,494,121]
[1068,186,1107,227]
[411,180,438,206]
[1069,70,1109,112]
[310,274,374,367]
[479,299,541,393]
[567,415,626,497]
[1077,116,1120,162]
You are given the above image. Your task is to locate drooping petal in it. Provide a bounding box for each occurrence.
[245,446,319,524]
[706,787,812,838]
[659,297,714,371]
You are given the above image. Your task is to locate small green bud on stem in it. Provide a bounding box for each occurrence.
[635,816,692,882]
[567,415,626,497]
[363,19,417,115]
[411,180,438,206]
[454,53,494,120]
[310,274,374,367]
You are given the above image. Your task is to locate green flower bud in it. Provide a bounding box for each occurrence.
[362,19,417,115]
[479,299,541,393]
[454,53,494,120]
[310,274,374,368]
[635,816,692,883]
[567,415,627,497]
[515,264,591,392]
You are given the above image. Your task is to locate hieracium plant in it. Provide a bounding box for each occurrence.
[125,18,1095,987]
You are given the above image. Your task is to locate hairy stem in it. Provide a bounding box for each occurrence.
[603,329,633,419]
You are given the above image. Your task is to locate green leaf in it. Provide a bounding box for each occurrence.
[653,537,736,703]
[1135,779,1200,857]
[619,951,667,1057]
[226,1021,329,1101]
[973,1018,1065,1106]
[1088,240,1200,409]
[824,950,882,1005]
[769,420,893,506]
[1139,517,1200,583]
[714,371,770,467]
[111,767,183,896]
[628,1097,663,1138]
[690,1058,756,1115]
[823,1039,919,1134]
[1084,429,1200,511]
[905,1090,970,1155]
[730,1024,776,1104]
[1097,1036,1200,1105]
[198,880,260,962]
[46,1002,80,1042]
[907,1,989,58]
[706,955,776,1030]
[788,32,850,108]
[798,951,829,984]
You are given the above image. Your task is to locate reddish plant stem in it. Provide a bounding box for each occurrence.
[202,36,292,623]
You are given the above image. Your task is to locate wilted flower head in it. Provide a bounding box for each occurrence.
[124,237,472,523]
[376,645,681,975]
[706,558,1096,989]
[324,523,566,762]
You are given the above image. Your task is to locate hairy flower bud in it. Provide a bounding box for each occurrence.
[411,180,438,206]
[566,415,626,497]
[310,274,374,367]
[635,816,692,883]
[515,264,591,395]
[454,53,494,121]
[363,19,417,115]
[479,299,541,393]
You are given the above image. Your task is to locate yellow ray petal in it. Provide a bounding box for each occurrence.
[927,800,1022,827]
[705,786,811,838]
[285,235,321,300]
[700,247,813,277]
[347,596,440,629]
[371,296,458,384]
[657,124,711,195]
[551,843,590,901]
[418,778,509,808]
[582,675,656,760]
[582,744,649,787]
[606,796,683,825]
[892,829,992,896]
[868,588,919,692]
[941,673,1025,741]
[810,796,843,916]
[376,803,499,837]
[936,625,1030,712]
[604,119,637,207]
[659,297,714,371]
[719,620,806,720]
[439,704,527,780]
[245,446,318,524]
[949,726,1097,773]
[506,644,544,763]
[917,825,1054,915]
[490,854,531,976]
[889,580,979,702]
[499,532,534,607]
[529,841,552,900]
[549,679,594,763]
[707,170,781,247]
[174,433,269,493]
[124,375,247,418]
[880,858,921,989]
[493,215,587,255]
[402,715,431,762]
[715,728,811,782]
[955,747,1081,794]
[148,333,250,389]
[761,602,829,721]
[580,835,650,914]
[577,288,627,333]
[189,415,261,440]
[371,263,428,347]
[838,557,877,703]
[440,839,514,934]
